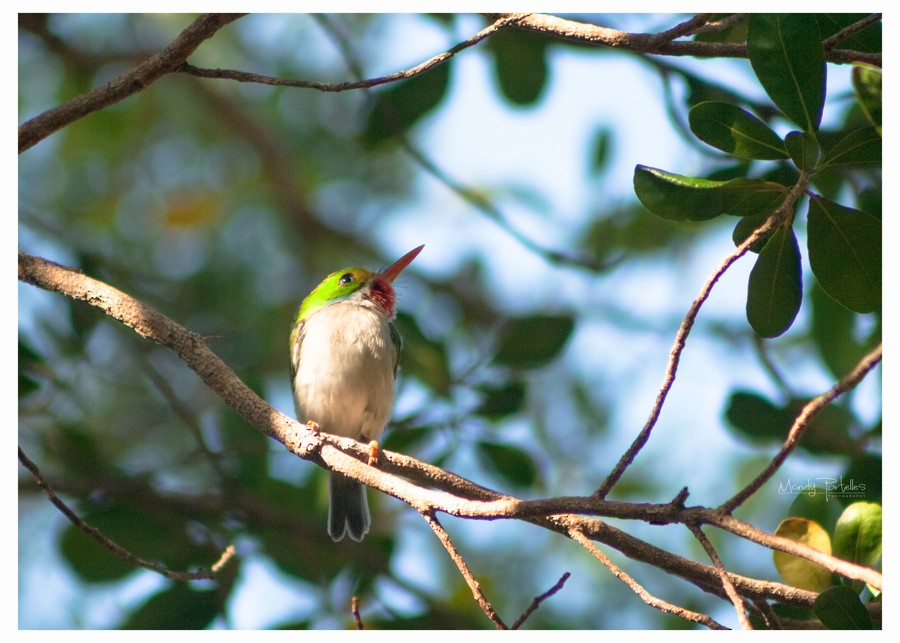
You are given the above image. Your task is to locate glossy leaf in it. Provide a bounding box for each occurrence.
[832,502,882,568]
[852,65,882,135]
[807,197,881,313]
[748,14,826,132]
[819,127,882,168]
[634,165,785,222]
[688,101,787,159]
[364,63,451,145]
[477,441,538,487]
[121,584,220,629]
[784,130,820,171]
[813,586,873,630]
[773,517,833,592]
[493,315,573,369]
[746,225,802,337]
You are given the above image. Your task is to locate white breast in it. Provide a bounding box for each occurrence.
[292,301,397,441]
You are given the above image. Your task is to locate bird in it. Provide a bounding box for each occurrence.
[290,245,423,542]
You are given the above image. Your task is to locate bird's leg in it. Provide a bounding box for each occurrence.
[367,440,380,466]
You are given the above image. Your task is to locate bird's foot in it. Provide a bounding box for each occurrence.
[367,440,380,466]
[305,420,320,433]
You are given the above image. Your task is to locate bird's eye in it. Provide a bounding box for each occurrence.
[339,273,354,285]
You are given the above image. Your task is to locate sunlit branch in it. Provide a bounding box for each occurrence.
[18,251,881,607]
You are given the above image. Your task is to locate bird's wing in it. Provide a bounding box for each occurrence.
[389,321,402,378]
[289,319,306,382]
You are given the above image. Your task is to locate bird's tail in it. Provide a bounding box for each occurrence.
[328,472,370,542]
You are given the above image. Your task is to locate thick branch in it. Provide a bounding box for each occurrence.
[486,13,881,66]
[18,13,244,153]
[18,251,881,610]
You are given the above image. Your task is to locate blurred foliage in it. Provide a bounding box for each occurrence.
[19,14,880,630]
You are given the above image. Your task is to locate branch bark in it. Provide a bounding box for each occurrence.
[18,13,244,153]
[18,251,883,614]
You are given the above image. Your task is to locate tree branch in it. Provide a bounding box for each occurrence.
[596,178,808,498]
[179,13,531,92]
[18,251,881,613]
[486,13,881,66]
[18,446,235,581]
[568,528,727,629]
[18,13,244,153]
[687,522,752,630]
[421,510,507,629]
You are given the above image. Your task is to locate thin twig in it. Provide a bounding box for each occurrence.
[596,177,807,498]
[568,528,727,629]
[180,14,532,92]
[687,523,753,630]
[822,13,882,50]
[511,572,571,629]
[652,14,716,42]
[420,509,507,629]
[18,446,234,581]
[721,341,882,512]
[351,596,364,630]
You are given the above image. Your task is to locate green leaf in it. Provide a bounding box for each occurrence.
[748,14,826,132]
[784,130,820,171]
[773,517,833,592]
[60,521,134,583]
[815,15,882,53]
[364,63,451,145]
[746,225,803,337]
[634,165,785,222]
[393,312,453,395]
[832,502,882,568]
[476,381,527,419]
[852,65,882,135]
[121,584,220,629]
[819,126,882,168]
[807,196,881,313]
[590,127,612,175]
[477,441,538,487]
[487,29,549,106]
[732,211,773,253]
[813,586,873,630]
[688,101,787,159]
[810,281,866,380]
[787,489,844,534]
[493,315,573,369]
[724,390,793,442]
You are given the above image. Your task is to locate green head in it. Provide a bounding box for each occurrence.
[295,245,424,322]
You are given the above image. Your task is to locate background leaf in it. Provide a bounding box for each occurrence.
[493,315,574,369]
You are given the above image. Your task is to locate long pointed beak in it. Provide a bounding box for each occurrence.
[379,244,424,283]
